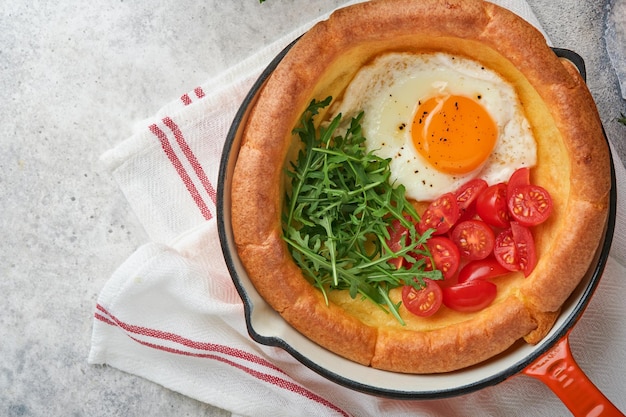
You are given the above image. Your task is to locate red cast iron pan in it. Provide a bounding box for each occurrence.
[217,40,621,415]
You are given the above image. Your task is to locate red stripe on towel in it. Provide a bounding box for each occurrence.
[94,305,350,417]
[163,117,217,204]
[149,123,213,220]
[127,331,350,417]
[181,93,192,106]
[96,304,282,373]
[94,312,116,327]
[194,87,205,99]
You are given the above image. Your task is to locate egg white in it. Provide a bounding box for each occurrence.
[329,52,536,201]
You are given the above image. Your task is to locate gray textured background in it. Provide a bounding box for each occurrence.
[1,1,624,416]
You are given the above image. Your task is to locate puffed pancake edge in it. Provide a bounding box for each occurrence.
[230,0,610,373]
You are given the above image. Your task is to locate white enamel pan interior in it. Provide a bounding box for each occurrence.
[217,41,617,400]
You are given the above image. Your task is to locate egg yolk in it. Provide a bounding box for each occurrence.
[411,94,497,174]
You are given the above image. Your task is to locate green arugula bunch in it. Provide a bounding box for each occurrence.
[282,97,441,324]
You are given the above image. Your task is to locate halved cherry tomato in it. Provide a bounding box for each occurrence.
[511,221,537,276]
[506,167,530,200]
[450,219,495,260]
[476,183,510,228]
[508,184,553,226]
[402,278,443,317]
[415,237,461,280]
[418,192,460,235]
[493,221,537,276]
[442,280,497,312]
[493,228,520,272]
[386,218,410,270]
[455,178,488,221]
[458,257,510,283]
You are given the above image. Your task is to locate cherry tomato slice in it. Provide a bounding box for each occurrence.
[418,192,460,235]
[511,221,537,276]
[458,257,510,283]
[402,278,443,317]
[416,236,461,280]
[494,228,520,272]
[450,219,495,260]
[455,178,488,220]
[386,218,410,270]
[442,280,498,312]
[476,183,510,228]
[508,184,553,226]
[493,222,537,276]
[506,167,530,200]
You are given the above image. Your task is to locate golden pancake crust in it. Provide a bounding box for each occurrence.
[231,0,610,373]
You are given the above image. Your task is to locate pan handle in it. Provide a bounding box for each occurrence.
[522,331,624,416]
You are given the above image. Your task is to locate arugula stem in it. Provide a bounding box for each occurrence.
[282,97,436,325]
[378,286,406,326]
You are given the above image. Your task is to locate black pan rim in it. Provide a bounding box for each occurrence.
[217,42,617,399]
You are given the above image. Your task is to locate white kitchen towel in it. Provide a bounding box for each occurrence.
[88,1,626,416]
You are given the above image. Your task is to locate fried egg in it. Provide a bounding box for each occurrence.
[329,52,536,201]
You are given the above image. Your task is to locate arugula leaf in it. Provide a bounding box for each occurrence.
[619,113,626,126]
[282,97,440,325]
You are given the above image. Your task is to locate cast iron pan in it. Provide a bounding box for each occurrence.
[217,41,621,415]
